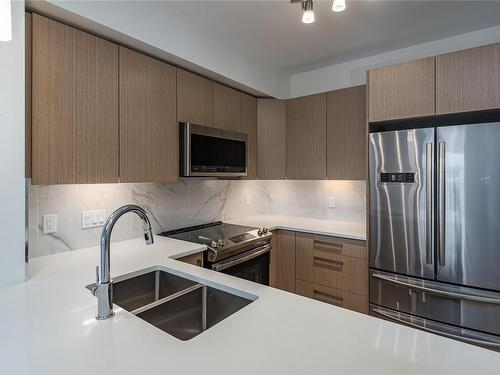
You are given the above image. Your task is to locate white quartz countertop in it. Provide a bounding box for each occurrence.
[1,236,499,374]
[228,214,366,241]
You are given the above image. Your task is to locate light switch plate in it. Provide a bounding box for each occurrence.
[245,194,251,206]
[328,196,336,209]
[42,214,57,234]
[82,209,107,229]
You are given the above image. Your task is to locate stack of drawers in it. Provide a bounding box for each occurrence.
[295,233,368,314]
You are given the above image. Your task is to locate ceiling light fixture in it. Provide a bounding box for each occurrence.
[332,0,346,12]
[0,0,12,41]
[291,0,346,25]
[301,0,315,24]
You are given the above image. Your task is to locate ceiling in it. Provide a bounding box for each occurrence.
[168,0,500,74]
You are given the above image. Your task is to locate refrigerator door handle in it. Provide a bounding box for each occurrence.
[372,273,500,305]
[371,307,500,349]
[437,142,446,267]
[425,143,433,264]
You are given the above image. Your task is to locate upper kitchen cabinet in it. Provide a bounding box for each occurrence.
[240,93,257,180]
[286,93,327,180]
[119,46,178,183]
[257,99,286,180]
[32,14,119,185]
[436,43,500,114]
[327,85,367,180]
[176,69,213,126]
[368,57,435,122]
[213,82,241,132]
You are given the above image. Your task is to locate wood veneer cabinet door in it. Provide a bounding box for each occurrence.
[213,82,241,131]
[326,85,366,180]
[368,57,435,122]
[32,14,119,184]
[257,99,286,179]
[240,93,257,179]
[286,93,327,179]
[119,46,177,182]
[437,43,500,114]
[176,69,213,126]
[25,12,32,178]
[271,230,296,293]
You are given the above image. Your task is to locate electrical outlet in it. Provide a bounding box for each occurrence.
[245,194,251,206]
[82,209,107,229]
[328,196,336,209]
[43,214,57,234]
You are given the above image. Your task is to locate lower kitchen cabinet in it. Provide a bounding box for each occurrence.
[295,232,367,296]
[177,252,204,267]
[270,230,296,293]
[270,229,368,314]
[296,279,368,314]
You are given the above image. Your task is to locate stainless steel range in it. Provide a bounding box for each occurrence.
[159,222,272,285]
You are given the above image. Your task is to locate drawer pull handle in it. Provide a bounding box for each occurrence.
[313,256,344,269]
[314,240,344,251]
[313,289,344,306]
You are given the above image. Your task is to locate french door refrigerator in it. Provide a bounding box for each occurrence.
[369,123,500,350]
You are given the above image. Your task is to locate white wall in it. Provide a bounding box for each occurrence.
[0,0,26,287]
[290,24,500,98]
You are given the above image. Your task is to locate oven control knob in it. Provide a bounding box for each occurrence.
[217,239,225,247]
[258,227,268,236]
[210,241,218,248]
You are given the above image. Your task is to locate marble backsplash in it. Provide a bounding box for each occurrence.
[28,180,366,258]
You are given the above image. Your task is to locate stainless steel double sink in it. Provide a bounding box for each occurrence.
[87,267,255,340]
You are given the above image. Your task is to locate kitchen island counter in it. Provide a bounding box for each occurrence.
[0,236,499,374]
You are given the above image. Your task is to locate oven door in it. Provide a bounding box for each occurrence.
[211,243,270,285]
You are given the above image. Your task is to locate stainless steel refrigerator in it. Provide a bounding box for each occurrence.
[369,123,500,349]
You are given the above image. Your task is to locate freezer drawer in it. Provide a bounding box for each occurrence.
[370,304,500,351]
[436,123,500,291]
[370,270,500,336]
[369,128,434,279]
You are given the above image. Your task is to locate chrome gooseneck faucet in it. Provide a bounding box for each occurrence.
[93,205,154,320]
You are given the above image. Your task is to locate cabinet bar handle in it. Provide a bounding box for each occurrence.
[313,256,344,268]
[313,289,344,306]
[314,240,343,250]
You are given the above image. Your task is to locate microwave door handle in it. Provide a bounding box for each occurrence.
[437,142,446,267]
[212,244,271,272]
[425,143,433,264]
[371,307,500,349]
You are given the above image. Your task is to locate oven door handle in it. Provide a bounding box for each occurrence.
[212,243,271,272]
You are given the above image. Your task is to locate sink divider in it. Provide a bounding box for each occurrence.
[130,283,204,316]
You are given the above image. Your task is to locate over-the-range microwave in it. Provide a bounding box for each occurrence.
[179,122,248,177]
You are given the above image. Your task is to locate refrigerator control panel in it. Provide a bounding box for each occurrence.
[380,172,415,183]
